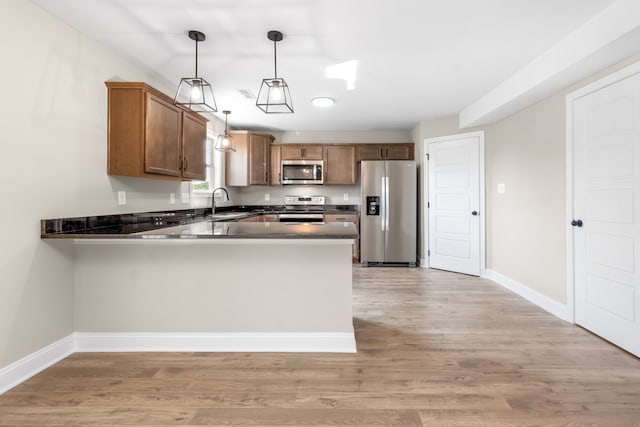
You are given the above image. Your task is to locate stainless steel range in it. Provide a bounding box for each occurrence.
[279,196,325,223]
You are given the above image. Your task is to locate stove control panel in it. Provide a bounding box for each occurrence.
[284,195,326,206]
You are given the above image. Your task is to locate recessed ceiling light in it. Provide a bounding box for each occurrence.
[311,97,335,107]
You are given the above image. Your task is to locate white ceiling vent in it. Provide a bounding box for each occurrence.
[238,89,256,99]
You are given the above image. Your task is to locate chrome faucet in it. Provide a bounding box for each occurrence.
[211,187,230,216]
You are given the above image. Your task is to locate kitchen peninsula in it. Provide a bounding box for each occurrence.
[41,210,358,353]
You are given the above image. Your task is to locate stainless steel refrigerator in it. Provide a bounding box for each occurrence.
[360,160,417,266]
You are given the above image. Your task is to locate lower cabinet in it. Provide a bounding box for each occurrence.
[324,213,359,261]
[238,215,260,222]
[262,214,280,222]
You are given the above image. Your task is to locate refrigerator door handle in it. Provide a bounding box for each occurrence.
[385,176,390,232]
[380,176,386,231]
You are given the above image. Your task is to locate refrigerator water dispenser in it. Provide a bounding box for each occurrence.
[366,196,380,215]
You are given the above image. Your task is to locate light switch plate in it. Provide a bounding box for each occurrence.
[265,193,270,201]
[169,193,176,204]
[343,193,349,201]
[117,191,126,205]
[497,183,506,194]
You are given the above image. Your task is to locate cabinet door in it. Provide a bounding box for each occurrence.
[324,214,359,260]
[281,145,323,160]
[181,113,207,180]
[324,145,356,185]
[356,145,384,161]
[145,94,182,177]
[385,144,414,160]
[249,133,270,185]
[270,144,282,186]
[300,145,323,159]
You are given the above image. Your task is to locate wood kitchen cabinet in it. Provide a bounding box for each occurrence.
[106,81,207,181]
[356,143,414,161]
[323,145,356,185]
[270,144,282,186]
[280,144,323,160]
[225,131,274,186]
[324,213,359,260]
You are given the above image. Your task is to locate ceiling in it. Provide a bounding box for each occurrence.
[32,0,619,132]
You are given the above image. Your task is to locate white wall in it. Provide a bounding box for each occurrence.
[0,0,221,369]
[414,54,640,306]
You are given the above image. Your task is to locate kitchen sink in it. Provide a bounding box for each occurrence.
[206,212,251,221]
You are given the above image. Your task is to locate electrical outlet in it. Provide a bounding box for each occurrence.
[343,193,349,201]
[169,193,176,204]
[497,183,506,194]
[265,193,270,201]
[117,191,126,205]
[181,192,189,203]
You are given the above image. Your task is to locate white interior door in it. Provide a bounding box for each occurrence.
[427,134,482,276]
[571,70,640,357]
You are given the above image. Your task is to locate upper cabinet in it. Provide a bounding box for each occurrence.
[106,82,207,181]
[323,145,356,185]
[180,113,208,180]
[270,144,282,186]
[280,144,323,160]
[225,131,274,186]
[356,143,414,161]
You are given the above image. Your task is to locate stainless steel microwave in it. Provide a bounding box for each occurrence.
[281,160,324,185]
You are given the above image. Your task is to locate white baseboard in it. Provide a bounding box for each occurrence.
[484,269,569,321]
[0,334,75,395]
[74,332,357,353]
[0,331,356,395]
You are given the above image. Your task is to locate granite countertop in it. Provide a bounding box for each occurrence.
[41,205,359,240]
[136,221,358,240]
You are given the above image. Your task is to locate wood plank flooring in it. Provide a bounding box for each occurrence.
[1,266,638,426]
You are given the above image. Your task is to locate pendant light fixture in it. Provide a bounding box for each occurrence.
[256,30,294,114]
[214,110,236,152]
[174,30,217,113]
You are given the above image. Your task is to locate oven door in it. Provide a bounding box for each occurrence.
[281,161,324,185]
[278,213,324,223]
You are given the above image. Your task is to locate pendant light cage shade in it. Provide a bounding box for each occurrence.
[256,78,294,113]
[174,77,218,113]
[256,30,294,114]
[214,110,236,152]
[174,30,218,113]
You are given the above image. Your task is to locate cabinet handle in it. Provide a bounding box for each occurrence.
[179,157,184,171]
[380,148,383,158]
[301,148,306,158]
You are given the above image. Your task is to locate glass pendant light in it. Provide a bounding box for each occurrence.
[214,110,236,152]
[174,30,218,113]
[256,30,294,114]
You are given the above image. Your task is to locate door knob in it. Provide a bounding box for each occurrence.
[471,211,478,216]
[571,219,583,227]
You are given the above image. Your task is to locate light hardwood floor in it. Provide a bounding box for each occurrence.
[0,266,638,426]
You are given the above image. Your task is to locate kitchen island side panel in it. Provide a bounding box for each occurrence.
[73,240,353,334]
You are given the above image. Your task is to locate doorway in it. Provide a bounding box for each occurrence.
[423,131,485,276]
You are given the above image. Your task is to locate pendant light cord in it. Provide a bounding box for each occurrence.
[273,39,278,79]
[194,37,199,78]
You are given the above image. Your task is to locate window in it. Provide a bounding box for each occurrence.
[191,137,213,193]
[191,134,225,195]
